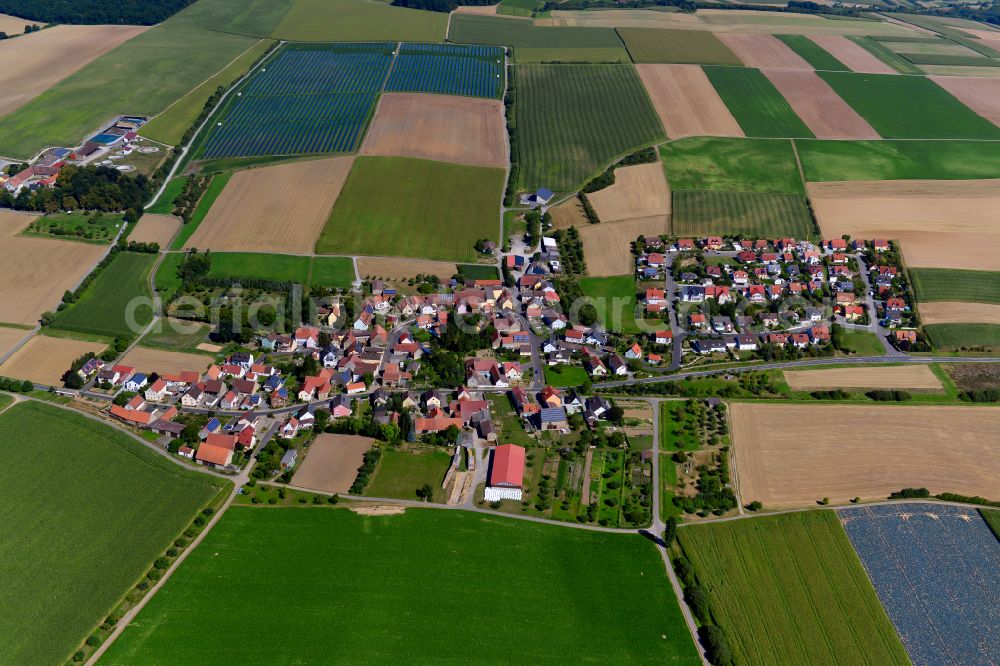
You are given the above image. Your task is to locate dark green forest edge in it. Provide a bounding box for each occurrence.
[0,0,197,24]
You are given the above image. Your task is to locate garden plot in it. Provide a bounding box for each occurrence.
[807,179,1000,271]
[929,76,1000,128]
[292,434,374,494]
[636,64,743,139]
[808,35,897,73]
[361,93,505,167]
[186,157,354,254]
[0,211,106,326]
[120,346,213,375]
[580,217,668,277]
[761,68,878,139]
[0,335,106,386]
[129,214,181,247]
[717,33,811,69]
[730,402,1000,507]
[918,301,1000,325]
[782,365,943,390]
[587,163,670,223]
[839,504,1000,666]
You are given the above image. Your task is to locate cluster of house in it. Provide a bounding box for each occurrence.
[509,384,613,430]
[505,235,563,276]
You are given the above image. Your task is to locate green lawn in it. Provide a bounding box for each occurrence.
[457,264,501,281]
[147,176,189,215]
[20,211,125,244]
[487,394,535,447]
[0,401,224,665]
[310,257,356,288]
[924,324,1000,350]
[544,365,591,387]
[139,320,214,353]
[618,28,742,65]
[316,157,504,263]
[839,330,887,356]
[660,137,803,193]
[670,190,814,238]
[981,509,1000,540]
[795,139,1000,181]
[170,172,232,251]
[776,34,849,70]
[659,453,681,520]
[51,252,157,338]
[515,64,665,191]
[659,401,701,452]
[0,23,258,159]
[450,14,624,49]
[102,507,700,664]
[140,39,275,146]
[818,71,1000,139]
[580,275,644,334]
[272,0,447,41]
[703,66,814,139]
[677,511,909,666]
[911,268,1000,304]
[363,447,452,502]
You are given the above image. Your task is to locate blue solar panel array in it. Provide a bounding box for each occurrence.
[386,43,504,99]
[839,503,1000,666]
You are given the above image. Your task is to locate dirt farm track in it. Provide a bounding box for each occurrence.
[730,403,1000,508]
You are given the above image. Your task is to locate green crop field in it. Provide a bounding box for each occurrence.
[911,268,1000,304]
[580,275,651,334]
[498,0,539,17]
[101,507,700,664]
[514,47,631,63]
[703,66,814,139]
[141,39,275,146]
[924,323,1000,350]
[515,64,665,190]
[776,34,849,70]
[0,401,223,665]
[364,447,452,502]
[310,257,356,288]
[846,36,922,74]
[981,509,1000,539]
[818,71,1000,139]
[901,52,1000,66]
[147,176,189,215]
[449,14,624,49]
[671,190,814,237]
[317,157,504,262]
[617,28,742,65]
[51,252,157,338]
[660,137,803,193]
[0,23,258,159]
[677,511,909,666]
[795,139,1000,181]
[170,172,232,251]
[139,320,214,353]
[272,0,447,41]
[170,0,294,36]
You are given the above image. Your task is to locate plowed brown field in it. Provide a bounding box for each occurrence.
[548,198,589,230]
[0,211,106,326]
[808,179,1000,271]
[783,365,942,390]
[918,301,1000,325]
[588,163,671,223]
[361,93,505,168]
[0,24,147,118]
[292,433,375,494]
[762,68,879,139]
[637,64,743,138]
[717,33,811,69]
[129,214,180,247]
[731,402,1000,507]
[120,346,213,375]
[809,35,896,74]
[580,216,668,277]
[357,257,457,281]
[0,326,30,361]
[930,76,1000,128]
[186,157,354,254]
[0,334,106,386]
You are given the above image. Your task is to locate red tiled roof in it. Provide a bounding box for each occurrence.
[490,444,525,488]
[196,443,233,467]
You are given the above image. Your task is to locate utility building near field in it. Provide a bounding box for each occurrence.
[485,443,525,502]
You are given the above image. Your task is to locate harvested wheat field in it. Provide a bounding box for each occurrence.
[357,256,456,282]
[361,93,505,168]
[453,4,502,14]
[588,163,670,223]
[808,180,1000,271]
[0,326,30,361]
[808,35,896,74]
[0,24,146,119]
[548,197,589,230]
[731,402,1000,508]
[186,157,354,254]
[637,64,743,139]
[120,346,212,375]
[783,365,942,391]
[717,33,811,69]
[930,77,1000,128]
[0,211,106,326]
[129,214,180,247]
[919,301,1000,325]
[580,217,668,277]
[761,69,878,139]
[0,334,106,386]
[292,434,375,494]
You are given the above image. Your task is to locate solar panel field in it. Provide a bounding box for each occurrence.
[386,43,504,98]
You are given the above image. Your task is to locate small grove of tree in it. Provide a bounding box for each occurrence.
[889,487,930,500]
[662,515,679,546]
[0,164,149,215]
[699,626,734,666]
[866,389,911,402]
[349,447,383,494]
[415,483,434,501]
[0,376,35,393]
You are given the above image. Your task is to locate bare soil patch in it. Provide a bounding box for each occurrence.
[637,64,744,139]
[717,33,811,69]
[919,301,1000,325]
[588,163,671,223]
[196,342,222,353]
[808,35,897,74]
[807,180,1000,271]
[120,346,212,375]
[129,214,180,247]
[348,504,406,516]
[293,434,375,494]
[943,363,1000,391]
[0,24,146,119]
[357,256,457,282]
[0,335,106,386]
[580,216,668,277]
[783,365,942,390]
[548,197,589,230]
[930,76,1000,128]
[361,93,506,168]
[731,402,1000,507]
[761,68,879,139]
[0,210,106,325]
[453,4,502,15]
[186,157,354,254]
[0,327,30,360]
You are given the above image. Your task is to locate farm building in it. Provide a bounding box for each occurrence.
[485,443,525,502]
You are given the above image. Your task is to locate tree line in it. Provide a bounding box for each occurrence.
[0,0,196,25]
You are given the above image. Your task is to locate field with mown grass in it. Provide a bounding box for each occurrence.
[101,507,700,664]
[703,66,813,138]
[450,14,624,50]
[776,34,849,70]
[147,176,189,215]
[544,364,591,387]
[660,137,803,193]
[677,511,909,666]
[580,275,647,334]
[0,401,224,665]
[51,252,156,338]
[670,190,814,237]
[795,139,1000,181]
[272,0,447,41]
[618,28,742,65]
[363,447,452,502]
[911,268,1000,304]
[924,323,1000,350]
